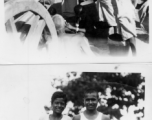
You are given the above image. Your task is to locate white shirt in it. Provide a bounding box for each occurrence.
[80,112,103,120]
[39,114,72,120]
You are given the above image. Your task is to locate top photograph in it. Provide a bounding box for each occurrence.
[1,0,150,63]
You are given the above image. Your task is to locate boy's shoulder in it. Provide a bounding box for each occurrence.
[62,115,72,120]
[102,114,111,120]
[39,114,49,120]
[73,112,111,120]
[73,114,81,120]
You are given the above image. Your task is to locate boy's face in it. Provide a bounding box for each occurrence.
[84,92,98,111]
[52,98,66,114]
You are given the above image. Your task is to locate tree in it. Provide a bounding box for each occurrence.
[54,72,145,120]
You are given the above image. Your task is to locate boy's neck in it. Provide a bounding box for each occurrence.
[85,109,98,115]
[52,112,62,118]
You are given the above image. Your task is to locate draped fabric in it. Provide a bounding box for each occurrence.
[138,0,148,20]
[51,14,95,57]
[80,112,103,120]
[39,114,72,120]
[115,0,137,40]
[97,0,136,40]
[96,0,117,26]
[57,34,95,57]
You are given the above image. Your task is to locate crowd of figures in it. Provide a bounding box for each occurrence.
[39,0,148,57]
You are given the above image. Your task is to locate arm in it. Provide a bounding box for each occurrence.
[66,23,86,33]
[102,114,111,120]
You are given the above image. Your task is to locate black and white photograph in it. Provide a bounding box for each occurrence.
[0,0,151,63]
[1,1,152,120]
[0,64,152,120]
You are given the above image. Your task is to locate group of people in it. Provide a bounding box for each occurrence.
[40,0,149,57]
[40,89,111,120]
[41,3,97,58]
[96,0,137,56]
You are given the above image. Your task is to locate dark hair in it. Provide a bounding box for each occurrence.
[78,0,85,4]
[48,7,57,16]
[84,88,99,98]
[74,5,84,17]
[51,91,67,104]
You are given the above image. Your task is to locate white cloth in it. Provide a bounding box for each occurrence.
[39,114,72,120]
[51,14,95,58]
[115,0,137,40]
[80,0,94,6]
[97,0,117,26]
[80,112,103,120]
[57,33,95,58]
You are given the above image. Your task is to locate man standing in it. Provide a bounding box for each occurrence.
[114,0,137,56]
[96,0,117,27]
[73,89,110,120]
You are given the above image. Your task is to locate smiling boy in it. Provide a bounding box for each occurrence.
[40,91,72,120]
[73,89,110,120]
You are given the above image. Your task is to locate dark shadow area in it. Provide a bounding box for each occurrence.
[15,21,31,41]
[50,2,62,15]
[108,34,130,56]
[136,14,149,44]
[14,11,27,19]
[65,16,110,39]
[137,34,149,44]
[15,21,26,31]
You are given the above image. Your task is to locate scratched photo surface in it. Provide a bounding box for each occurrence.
[1,0,150,63]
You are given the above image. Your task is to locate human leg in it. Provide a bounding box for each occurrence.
[126,36,136,56]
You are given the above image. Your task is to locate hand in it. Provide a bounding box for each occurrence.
[66,23,75,30]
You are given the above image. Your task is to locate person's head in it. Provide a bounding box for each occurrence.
[52,14,66,34]
[83,88,99,112]
[51,91,67,114]
[48,7,57,16]
[78,0,85,4]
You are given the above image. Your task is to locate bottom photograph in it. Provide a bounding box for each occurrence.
[0,65,151,120]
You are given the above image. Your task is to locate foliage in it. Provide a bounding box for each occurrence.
[55,72,145,119]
